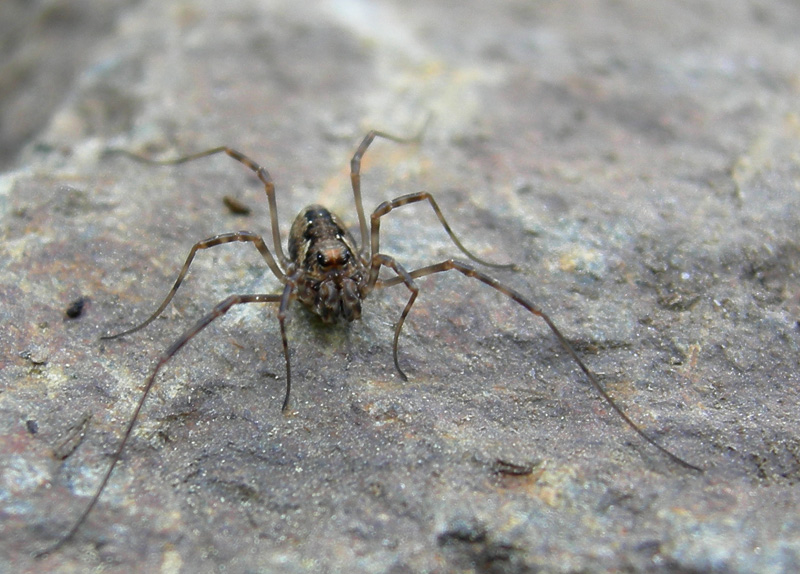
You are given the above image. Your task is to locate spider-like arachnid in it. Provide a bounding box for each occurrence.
[40,127,702,556]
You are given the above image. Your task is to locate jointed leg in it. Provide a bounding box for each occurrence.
[368,253,419,380]
[110,146,289,266]
[350,127,426,255]
[104,232,284,340]
[38,293,285,556]
[379,259,702,472]
[368,192,515,287]
[277,281,295,410]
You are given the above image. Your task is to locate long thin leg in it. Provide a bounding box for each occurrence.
[378,259,703,472]
[350,126,426,256]
[277,281,295,410]
[368,253,419,380]
[36,293,284,557]
[368,192,515,287]
[110,147,289,267]
[103,232,285,340]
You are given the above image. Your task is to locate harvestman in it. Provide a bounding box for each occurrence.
[39,127,701,556]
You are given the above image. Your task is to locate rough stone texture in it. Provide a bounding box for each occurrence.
[2,0,800,572]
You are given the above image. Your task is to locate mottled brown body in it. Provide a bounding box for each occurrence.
[288,205,365,322]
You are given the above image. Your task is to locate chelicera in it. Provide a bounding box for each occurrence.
[40,127,701,556]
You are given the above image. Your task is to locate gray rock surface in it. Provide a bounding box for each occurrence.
[2,0,799,572]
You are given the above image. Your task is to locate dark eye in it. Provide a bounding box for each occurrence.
[316,252,327,267]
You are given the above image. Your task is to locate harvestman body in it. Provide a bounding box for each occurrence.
[39,127,701,556]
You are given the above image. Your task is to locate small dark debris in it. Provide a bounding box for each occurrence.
[438,517,524,572]
[19,348,48,365]
[438,517,487,545]
[656,290,701,311]
[514,182,534,195]
[54,414,90,460]
[64,297,88,319]
[491,458,538,476]
[223,195,252,215]
[26,420,39,434]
